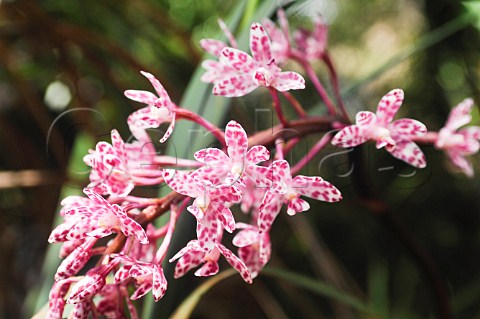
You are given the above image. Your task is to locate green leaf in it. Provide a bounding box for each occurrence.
[263,267,381,317]
[463,1,480,30]
[368,259,389,317]
[170,269,236,319]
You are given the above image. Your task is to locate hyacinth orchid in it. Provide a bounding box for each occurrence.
[169,239,252,284]
[293,15,328,61]
[114,255,167,301]
[42,7,480,319]
[258,160,342,232]
[66,261,119,304]
[435,98,480,177]
[332,89,428,168]
[194,120,271,187]
[125,71,177,143]
[207,22,304,97]
[49,188,148,244]
[83,129,134,197]
[233,222,271,279]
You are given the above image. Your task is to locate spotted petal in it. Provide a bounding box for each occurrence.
[140,71,172,106]
[194,148,229,165]
[375,89,404,126]
[388,140,426,168]
[124,90,158,105]
[331,125,368,148]
[272,71,305,92]
[217,241,252,283]
[170,241,205,279]
[196,212,219,251]
[355,111,376,127]
[390,118,427,138]
[445,98,474,131]
[292,176,342,202]
[55,238,96,280]
[200,39,227,57]
[232,225,259,247]
[194,261,219,277]
[163,169,199,198]
[258,191,284,232]
[250,23,273,64]
[286,197,310,215]
[213,74,257,97]
[220,47,257,73]
[113,205,149,244]
[446,151,474,177]
[226,121,248,162]
[246,145,270,163]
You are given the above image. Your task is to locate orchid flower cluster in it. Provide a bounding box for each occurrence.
[45,10,480,319]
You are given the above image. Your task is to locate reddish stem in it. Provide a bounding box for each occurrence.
[290,50,337,117]
[282,91,307,118]
[175,108,226,146]
[269,87,289,127]
[291,132,333,175]
[323,53,350,123]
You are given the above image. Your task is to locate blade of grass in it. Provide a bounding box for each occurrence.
[368,258,389,318]
[262,267,380,317]
[169,269,236,319]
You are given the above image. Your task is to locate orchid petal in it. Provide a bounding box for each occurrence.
[213,73,257,97]
[272,71,305,91]
[292,176,342,202]
[220,47,256,73]
[331,125,369,148]
[250,23,273,65]
[388,140,427,168]
[376,89,404,126]
[124,90,158,105]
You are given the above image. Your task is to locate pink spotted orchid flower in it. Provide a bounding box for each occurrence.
[293,15,328,61]
[125,71,176,143]
[435,98,480,177]
[50,188,148,244]
[258,160,342,232]
[163,169,241,250]
[211,22,305,97]
[67,261,119,304]
[194,120,271,187]
[169,239,252,283]
[200,19,239,84]
[114,255,167,301]
[233,222,271,279]
[332,89,428,168]
[84,129,134,197]
[84,130,165,197]
[96,284,138,319]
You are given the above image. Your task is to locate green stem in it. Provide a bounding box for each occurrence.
[262,267,378,316]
